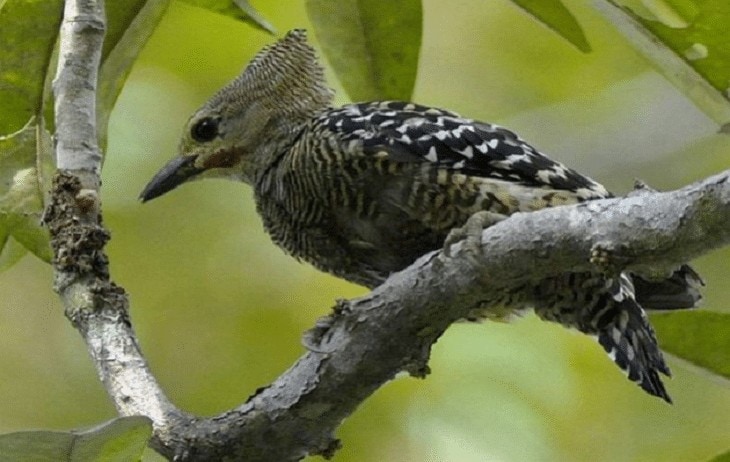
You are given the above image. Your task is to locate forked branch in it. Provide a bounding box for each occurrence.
[47,1,730,460]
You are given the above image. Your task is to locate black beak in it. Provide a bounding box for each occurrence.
[140,155,203,202]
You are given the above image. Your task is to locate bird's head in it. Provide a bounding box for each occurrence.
[140,29,333,202]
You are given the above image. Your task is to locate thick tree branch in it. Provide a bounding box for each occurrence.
[47,0,190,454]
[166,170,729,461]
[45,2,730,461]
[53,0,104,175]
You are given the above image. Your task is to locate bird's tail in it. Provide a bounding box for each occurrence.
[596,265,703,403]
[633,264,704,311]
[533,272,677,402]
[595,274,672,402]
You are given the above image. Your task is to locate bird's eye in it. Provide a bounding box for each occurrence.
[191,117,220,142]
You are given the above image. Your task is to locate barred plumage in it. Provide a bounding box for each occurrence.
[141,29,702,403]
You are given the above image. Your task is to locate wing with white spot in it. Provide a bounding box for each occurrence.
[320,101,610,200]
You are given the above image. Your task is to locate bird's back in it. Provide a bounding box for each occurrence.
[254,101,610,286]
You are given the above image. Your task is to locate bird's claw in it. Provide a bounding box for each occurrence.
[443,211,507,258]
[590,242,628,274]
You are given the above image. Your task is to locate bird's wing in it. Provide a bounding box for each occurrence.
[320,101,610,200]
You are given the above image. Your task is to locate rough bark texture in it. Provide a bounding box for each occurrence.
[47,1,730,461]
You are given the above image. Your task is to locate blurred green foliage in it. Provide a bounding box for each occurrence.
[0,0,61,264]
[1,0,730,461]
[711,448,730,462]
[305,0,422,101]
[0,0,168,266]
[179,0,275,33]
[0,416,152,462]
[510,0,591,52]
[652,311,730,379]
[617,0,730,94]
[595,0,730,126]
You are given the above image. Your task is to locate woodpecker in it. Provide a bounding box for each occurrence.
[141,29,702,403]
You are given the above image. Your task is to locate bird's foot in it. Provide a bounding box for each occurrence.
[590,242,629,275]
[443,211,507,258]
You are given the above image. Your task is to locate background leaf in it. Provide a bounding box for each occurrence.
[0,121,54,263]
[0,0,63,264]
[0,0,171,270]
[179,0,276,33]
[305,0,422,101]
[72,417,152,462]
[710,449,730,462]
[233,0,276,34]
[0,416,152,462]
[652,310,730,379]
[509,0,591,52]
[98,0,172,148]
[593,0,730,125]
[0,0,63,135]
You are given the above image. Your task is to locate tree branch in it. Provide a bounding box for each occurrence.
[45,2,730,461]
[47,0,191,454]
[163,170,729,461]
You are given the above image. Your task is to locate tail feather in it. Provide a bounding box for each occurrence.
[633,264,704,310]
[596,315,670,401]
[595,274,672,402]
[533,271,680,403]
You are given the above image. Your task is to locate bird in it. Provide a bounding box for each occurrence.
[140,29,702,403]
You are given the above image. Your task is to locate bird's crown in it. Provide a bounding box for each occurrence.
[141,29,334,201]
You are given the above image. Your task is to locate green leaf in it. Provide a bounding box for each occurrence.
[72,417,153,462]
[611,0,699,29]
[232,0,276,34]
[305,0,422,101]
[0,0,61,253]
[0,0,63,135]
[0,0,170,270]
[509,0,591,52]
[651,310,730,380]
[0,120,54,263]
[179,0,276,33]
[98,0,172,148]
[0,236,31,271]
[594,0,730,126]
[710,451,730,462]
[0,416,152,462]
[710,449,730,462]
